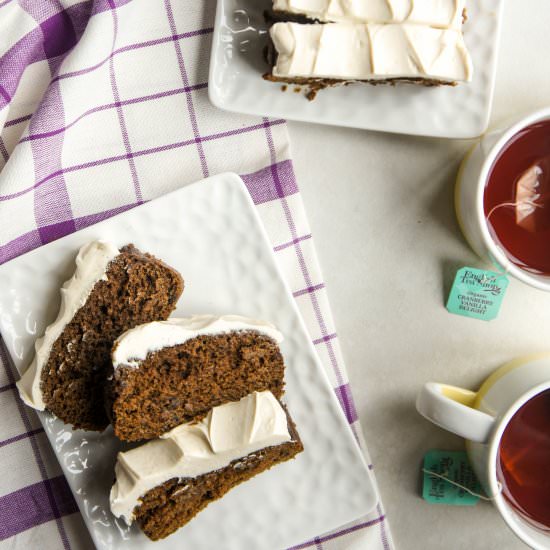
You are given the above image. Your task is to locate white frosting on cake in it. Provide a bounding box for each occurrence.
[112,314,283,368]
[272,0,465,29]
[16,241,120,410]
[110,391,292,524]
[270,22,473,83]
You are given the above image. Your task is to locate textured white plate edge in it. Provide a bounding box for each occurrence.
[207,1,505,139]
[0,172,379,547]
[466,0,504,140]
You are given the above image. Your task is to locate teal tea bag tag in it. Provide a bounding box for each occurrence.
[446,266,509,321]
[422,450,482,505]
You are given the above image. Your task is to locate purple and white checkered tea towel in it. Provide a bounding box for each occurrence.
[0,1,393,549]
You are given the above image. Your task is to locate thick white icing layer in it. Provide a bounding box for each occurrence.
[110,391,292,524]
[112,314,283,368]
[270,22,473,83]
[16,241,120,410]
[273,0,465,29]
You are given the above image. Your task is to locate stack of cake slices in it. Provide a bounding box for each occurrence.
[16,241,303,541]
[264,0,473,98]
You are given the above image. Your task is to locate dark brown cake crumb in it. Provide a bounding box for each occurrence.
[306,89,317,101]
[109,332,286,441]
[40,244,184,431]
[134,414,303,541]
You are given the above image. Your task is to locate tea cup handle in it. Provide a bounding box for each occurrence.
[416,382,496,443]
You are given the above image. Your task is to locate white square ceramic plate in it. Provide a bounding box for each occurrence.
[0,173,377,550]
[208,0,504,139]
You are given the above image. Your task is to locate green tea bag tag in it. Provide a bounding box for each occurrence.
[422,450,482,505]
[446,266,509,321]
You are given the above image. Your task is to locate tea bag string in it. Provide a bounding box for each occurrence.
[485,200,543,223]
[485,196,543,277]
[489,250,512,278]
[421,468,503,501]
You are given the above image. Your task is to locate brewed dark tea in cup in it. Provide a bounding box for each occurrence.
[497,388,550,531]
[484,120,550,275]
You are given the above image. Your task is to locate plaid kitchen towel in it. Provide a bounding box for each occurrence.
[0,1,393,549]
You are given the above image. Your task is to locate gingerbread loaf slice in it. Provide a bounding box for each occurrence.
[110,391,303,540]
[265,22,473,92]
[108,315,286,441]
[16,241,184,431]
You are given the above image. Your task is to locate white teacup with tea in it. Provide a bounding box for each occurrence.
[417,353,550,549]
[456,107,550,290]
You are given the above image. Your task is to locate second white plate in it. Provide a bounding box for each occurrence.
[0,173,377,550]
[208,0,504,139]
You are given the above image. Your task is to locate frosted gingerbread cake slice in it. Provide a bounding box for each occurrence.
[16,241,184,431]
[110,391,303,540]
[108,315,286,441]
[265,22,473,95]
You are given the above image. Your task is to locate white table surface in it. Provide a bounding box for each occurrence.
[289,1,550,549]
